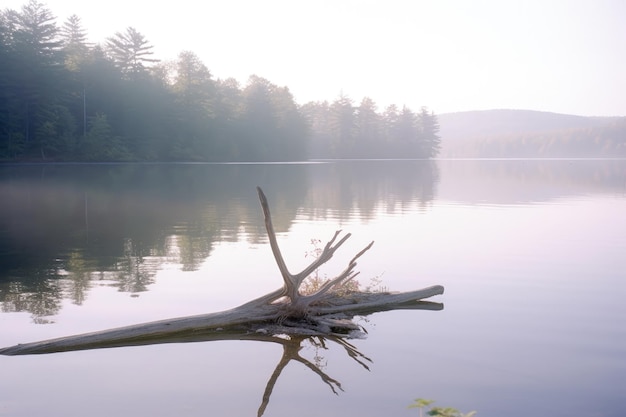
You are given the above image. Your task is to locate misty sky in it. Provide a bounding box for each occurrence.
[5,0,625,116]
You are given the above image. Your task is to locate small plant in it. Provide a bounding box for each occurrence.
[408,398,435,417]
[300,238,329,295]
[363,273,388,293]
[301,238,384,296]
[408,398,476,417]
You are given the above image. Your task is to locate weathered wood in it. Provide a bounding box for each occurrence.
[0,291,443,355]
[0,187,444,356]
[255,186,375,312]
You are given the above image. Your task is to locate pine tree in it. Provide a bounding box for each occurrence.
[60,14,89,70]
[418,107,441,157]
[106,27,158,77]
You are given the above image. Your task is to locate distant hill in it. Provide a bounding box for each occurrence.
[437,109,625,157]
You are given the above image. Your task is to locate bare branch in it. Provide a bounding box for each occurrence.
[257,186,369,308]
[256,187,295,298]
[350,240,375,264]
[292,230,351,286]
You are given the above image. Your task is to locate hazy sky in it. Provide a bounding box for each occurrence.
[5,0,626,116]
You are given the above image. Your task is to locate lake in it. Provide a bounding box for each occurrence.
[1,159,625,417]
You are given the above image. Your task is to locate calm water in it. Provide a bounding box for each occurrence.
[1,159,625,417]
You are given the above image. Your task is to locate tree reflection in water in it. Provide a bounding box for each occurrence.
[0,161,440,320]
[256,333,371,416]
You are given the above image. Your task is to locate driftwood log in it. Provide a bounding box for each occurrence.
[0,187,444,357]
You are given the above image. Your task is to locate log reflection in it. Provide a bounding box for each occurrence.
[0,302,443,415]
[256,333,372,417]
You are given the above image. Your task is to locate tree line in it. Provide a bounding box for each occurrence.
[0,0,440,162]
[445,118,626,158]
[303,96,440,159]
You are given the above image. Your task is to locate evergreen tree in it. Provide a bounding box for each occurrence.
[0,12,19,158]
[355,97,381,158]
[236,75,307,161]
[106,27,158,77]
[60,14,89,71]
[329,93,355,158]
[12,0,62,61]
[239,75,276,160]
[396,105,419,156]
[301,100,332,158]
[215,77,242,121]
[79,113,130,161]
[1,0,72,158]
[418,107,441,157]
[269,85,308,160]
[170,50,216,160]
[173,50,214,114]
[213,77,244,159]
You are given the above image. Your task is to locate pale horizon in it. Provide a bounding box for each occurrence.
[4,0,625,117]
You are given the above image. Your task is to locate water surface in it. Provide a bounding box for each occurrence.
[1,159,625,417]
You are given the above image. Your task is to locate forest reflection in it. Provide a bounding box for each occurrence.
[1,159,623,320]
[0,161,438,319]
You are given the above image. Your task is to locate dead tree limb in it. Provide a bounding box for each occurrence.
[256,186,374,313]
[0,187,444,356]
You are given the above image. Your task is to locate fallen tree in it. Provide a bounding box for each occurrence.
[0,187,444,356]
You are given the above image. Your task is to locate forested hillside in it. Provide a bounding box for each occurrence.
[0,0,440,162]
[439,110,625,157]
